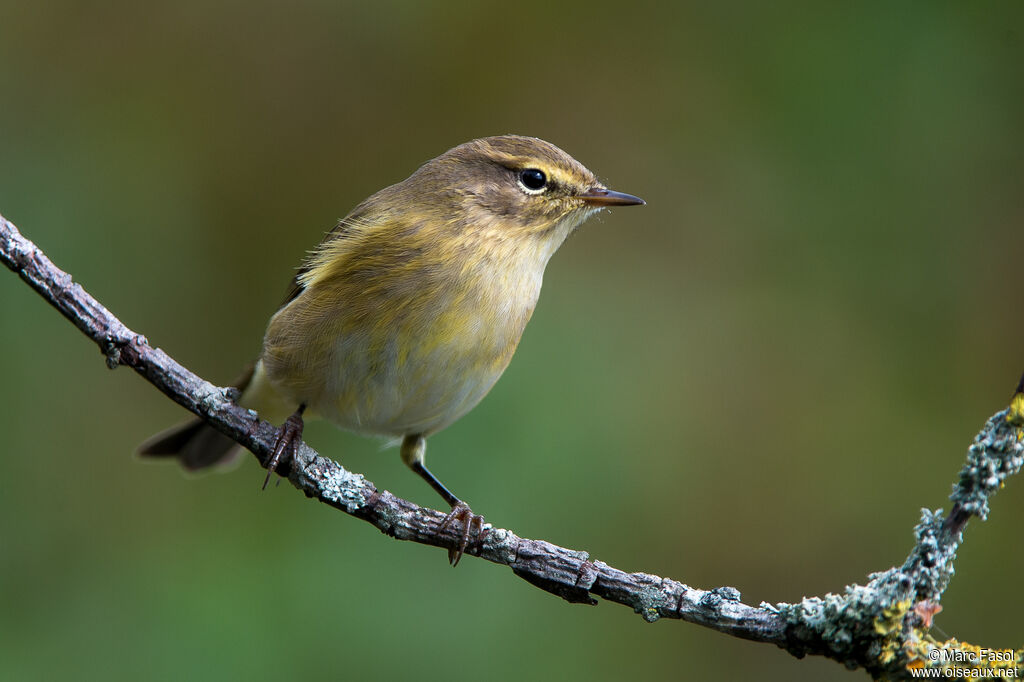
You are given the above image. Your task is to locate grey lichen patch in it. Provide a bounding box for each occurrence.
[712,586,741,602]
[194,382,231,414]
[902,508,956,599]
[698,590,726,610]
[635,584,668,623]
[949,410,1024,521]
[481,528,518,565]
[292,444,372,513]
[690,585,743,617]
[778,572,912,665]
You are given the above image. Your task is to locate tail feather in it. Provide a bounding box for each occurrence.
[137,364,255,471]
[137,419,242,470]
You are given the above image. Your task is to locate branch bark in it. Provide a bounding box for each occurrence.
[2,212,1021,679]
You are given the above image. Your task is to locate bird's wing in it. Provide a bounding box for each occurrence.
[280,199,381,305]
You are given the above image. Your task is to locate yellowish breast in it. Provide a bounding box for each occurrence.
[256,225,549,437]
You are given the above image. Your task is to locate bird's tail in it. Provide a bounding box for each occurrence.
[137,365,255,470]
[137,418,242,470]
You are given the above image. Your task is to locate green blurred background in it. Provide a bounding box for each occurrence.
[2,2,1022,679]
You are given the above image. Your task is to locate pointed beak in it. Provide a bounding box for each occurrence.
[579,187,646,207]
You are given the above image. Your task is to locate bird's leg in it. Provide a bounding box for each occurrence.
[401,434,488,566]
[263,403,306,490]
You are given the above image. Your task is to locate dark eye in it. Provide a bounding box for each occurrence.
[518,168,547,192]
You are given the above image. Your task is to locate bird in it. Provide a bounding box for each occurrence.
[139,135,644,563]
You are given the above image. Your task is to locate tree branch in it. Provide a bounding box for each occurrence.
[3,212,1021,679]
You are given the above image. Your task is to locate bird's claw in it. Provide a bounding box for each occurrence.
[438,501,488,566]
[263,411,304,490]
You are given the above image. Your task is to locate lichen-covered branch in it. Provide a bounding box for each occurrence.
[778,407,1023,675]
[2,212,1021,679]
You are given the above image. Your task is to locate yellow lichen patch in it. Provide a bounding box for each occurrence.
[873,600,913,668]
[903,636,938,669]
[878,640,900,666]
[873,599,912,636]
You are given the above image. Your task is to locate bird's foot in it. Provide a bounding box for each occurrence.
[263,408,305,490]
[438,501,489,566]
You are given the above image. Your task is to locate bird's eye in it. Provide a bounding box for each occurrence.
[518,168,548,193]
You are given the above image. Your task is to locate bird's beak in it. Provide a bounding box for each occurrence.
[579,187,646,207]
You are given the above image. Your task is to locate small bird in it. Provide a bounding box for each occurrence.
[140,135,644,563]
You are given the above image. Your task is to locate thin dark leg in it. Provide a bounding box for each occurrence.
[401,434,488,566]
[262,403,306,490]
[410,460,460,508]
